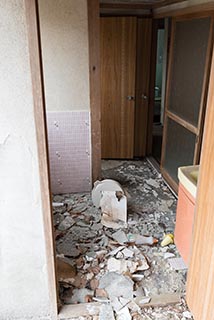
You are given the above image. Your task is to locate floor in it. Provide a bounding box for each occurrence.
[53,159,193,319]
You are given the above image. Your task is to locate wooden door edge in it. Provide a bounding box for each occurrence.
[88,0,101,182]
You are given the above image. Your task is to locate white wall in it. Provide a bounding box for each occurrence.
[39,0,90,111]
[0,1,51,319]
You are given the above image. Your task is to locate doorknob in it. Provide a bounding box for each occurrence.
[126,95,135,101]
[142,94,148,100]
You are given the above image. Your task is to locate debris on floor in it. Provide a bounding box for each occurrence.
[53,159,193,319]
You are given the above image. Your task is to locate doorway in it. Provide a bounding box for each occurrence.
[100,16,152,159]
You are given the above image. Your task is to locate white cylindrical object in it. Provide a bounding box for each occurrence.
[92,179,124,208]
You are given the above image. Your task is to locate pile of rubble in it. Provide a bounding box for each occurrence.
[53,160,193,319]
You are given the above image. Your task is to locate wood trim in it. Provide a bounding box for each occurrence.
[134,18,152,157]
[24,0,58,317]
[100,3,151,10]
[147,19,158,155]
[186,41,214,320]
[161,167,178,193]
[193,17,214,163]
[153,2,214,19]
[88,0,101,182]
[166,111,198,135]
[160,19,175,167]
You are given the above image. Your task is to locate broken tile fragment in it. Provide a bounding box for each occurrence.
[116,306,131,320]
[58,216,75,231]
[168,257,187,270]
[99,304,115,320]
[111,230,128,244]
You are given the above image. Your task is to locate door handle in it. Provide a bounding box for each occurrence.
[127,95,135,101]
[142,94,148,100]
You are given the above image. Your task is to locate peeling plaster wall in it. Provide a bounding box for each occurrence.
[0,1,51,319]
[39,0,90,112]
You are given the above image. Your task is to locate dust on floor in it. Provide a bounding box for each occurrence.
[53,159,193,319]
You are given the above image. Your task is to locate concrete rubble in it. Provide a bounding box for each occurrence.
[53,159,193,319]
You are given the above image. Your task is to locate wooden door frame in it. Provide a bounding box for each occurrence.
[24,0,58,318]
[24,0,101,318]
[134,17,152,158]
[160,12,214,192]
[147,18,165,155]
[25,1,214,319]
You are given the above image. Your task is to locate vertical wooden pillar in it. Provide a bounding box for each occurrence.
[88,0,101,182]
[187,43,214,320]
[24,0,58,318]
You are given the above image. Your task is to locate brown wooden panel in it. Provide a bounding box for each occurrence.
[134,18,152,158]
[24,0,58,315]
[87,0,101,182]
[186,43,214,320]
[100,17,136,159]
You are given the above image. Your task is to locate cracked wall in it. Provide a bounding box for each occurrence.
[0,1,51,319]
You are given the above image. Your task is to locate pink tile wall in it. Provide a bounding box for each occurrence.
[46,111,91,194]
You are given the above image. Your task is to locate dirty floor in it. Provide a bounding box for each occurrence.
[53,159,193,319]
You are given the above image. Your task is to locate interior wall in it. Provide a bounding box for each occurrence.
[39,0,92,194]
[39,0,90,112]
[0,1,51,318]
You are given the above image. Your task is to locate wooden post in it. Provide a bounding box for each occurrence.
[187,42,214,320]
[24,0,58,317]
[88,0,101,182]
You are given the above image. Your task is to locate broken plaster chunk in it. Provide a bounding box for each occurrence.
[99,272,134,300]
[108,246,126,257]
[100,191,127,226]
[101,214,127,229]
[128,234,158,245]
[121,247,134,259]
[107,257,128,273]
[182,311,193,319]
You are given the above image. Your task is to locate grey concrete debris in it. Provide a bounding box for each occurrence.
[99,272,134,300]
[58,216,75,231]
[53,159,193,319]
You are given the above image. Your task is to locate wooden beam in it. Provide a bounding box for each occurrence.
[186,42,214,320]
[24,0,58,318]
[153,1,214,19]
[100,2,151,10]
[88,0,101,182]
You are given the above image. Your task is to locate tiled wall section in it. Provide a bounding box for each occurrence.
[46,111,91,194]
